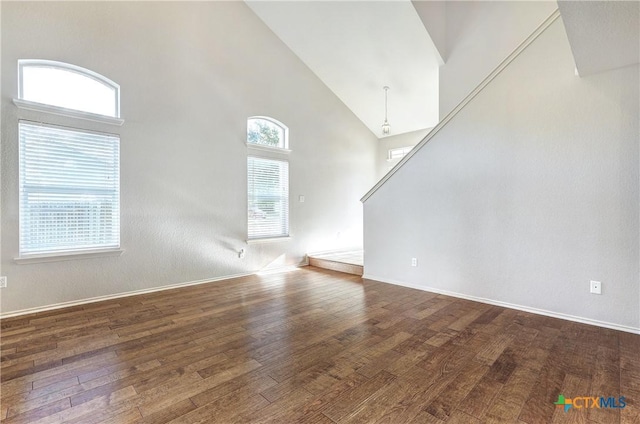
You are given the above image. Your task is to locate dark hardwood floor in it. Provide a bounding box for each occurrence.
[1,266,638,423]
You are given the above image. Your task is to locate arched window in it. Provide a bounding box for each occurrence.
[247,116,288,150]
[15,60,122,260]
[18,60,120,118]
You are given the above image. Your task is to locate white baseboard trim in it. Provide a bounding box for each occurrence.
[0,272,250,319]
[0,260,310,319]
[363,274,640,335]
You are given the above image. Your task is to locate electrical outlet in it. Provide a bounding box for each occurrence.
[238,249,245,259]
[411,258,417,267]
[299,195,305,203]
[0,276,7,288]
[590,280,601,295]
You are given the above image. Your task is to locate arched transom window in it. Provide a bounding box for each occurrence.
[19,59,120,118]
[247,116,288,150]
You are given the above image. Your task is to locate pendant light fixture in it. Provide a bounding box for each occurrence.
[381,86,391,135]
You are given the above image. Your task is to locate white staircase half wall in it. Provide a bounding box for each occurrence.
[362,10,640,333]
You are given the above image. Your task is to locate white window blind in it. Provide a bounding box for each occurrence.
[19,121,120,255]
[248,157,289,239]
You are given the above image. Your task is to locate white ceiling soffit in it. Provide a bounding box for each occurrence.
[558,0,640,77]
[411,0,446,63]
[246,0,441,138]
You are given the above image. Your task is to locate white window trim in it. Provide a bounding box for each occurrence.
[246,236,292,244]
[247,116,290,151]
[246,142,291,155]
[14,248,124,264]
[13,98,124,126]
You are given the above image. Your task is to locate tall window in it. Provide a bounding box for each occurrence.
[16,60,121,257]
[247,157,289,240]
[247,117,288,150]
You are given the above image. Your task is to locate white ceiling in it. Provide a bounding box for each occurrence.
[246,0,442,138]
[558,0,640,77]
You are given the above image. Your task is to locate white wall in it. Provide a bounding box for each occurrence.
[412,0,446,64]
[440,1,557,119]
[364,18,640,331]
[0,2,377,314]
[377,128,431,179]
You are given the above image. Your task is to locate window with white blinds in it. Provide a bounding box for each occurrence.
[19,121,120,255]
[247,157,289,240]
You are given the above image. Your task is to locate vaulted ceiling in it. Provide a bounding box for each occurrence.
[247,0,640,139]
[246,0,442,139]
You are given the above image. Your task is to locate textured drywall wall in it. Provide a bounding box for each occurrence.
[364,18,640,331]
[440,1,557,119]
[412,0,447,64]
[559,0,640,77]
[0,2,377,314]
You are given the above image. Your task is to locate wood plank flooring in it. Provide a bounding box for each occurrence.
[1,266,638,423]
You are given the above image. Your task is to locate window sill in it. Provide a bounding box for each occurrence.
[246,143,291,155]
[246,236,291,244]
[15,248,124,264]
[13,99,124,126]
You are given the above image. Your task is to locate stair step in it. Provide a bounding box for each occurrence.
[308,255,363,276]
